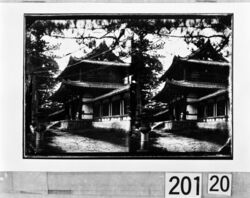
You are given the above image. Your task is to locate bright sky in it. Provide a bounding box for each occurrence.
[44,31,192,73]
[42,20,232,80]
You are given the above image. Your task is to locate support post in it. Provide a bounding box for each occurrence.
[31,74,38,125]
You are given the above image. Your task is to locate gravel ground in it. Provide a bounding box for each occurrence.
[151,130,223,152]
[38,128,227,154]
[43,130,128,153]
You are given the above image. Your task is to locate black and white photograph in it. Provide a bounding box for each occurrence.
[24,14,233,158]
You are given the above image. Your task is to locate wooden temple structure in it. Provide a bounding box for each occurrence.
[49,55,131,132]
[153,40,231,131]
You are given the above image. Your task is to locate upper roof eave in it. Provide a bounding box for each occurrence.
[178,58,230,67]
[69,58,131,68]
[58,58,131,79]
[160,56,230,81]
[160,40,230,81]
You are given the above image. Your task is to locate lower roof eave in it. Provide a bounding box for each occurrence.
[196,89,228,102]
[153,80,227,102]
[92,85,130,102]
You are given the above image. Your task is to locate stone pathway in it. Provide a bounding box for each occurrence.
[40,129,225,154]
[44,130,128,153]
[151,131,222,152]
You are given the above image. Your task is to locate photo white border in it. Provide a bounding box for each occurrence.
[0,2,249,171]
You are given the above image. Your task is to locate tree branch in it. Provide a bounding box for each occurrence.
[158,33,229,39]
[50,34,117,40]
[50,30,230,42]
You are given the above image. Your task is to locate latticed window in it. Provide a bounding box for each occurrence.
[198,105,205,118]
[206,103,214,117]
[102,102,109,116]
[217,100,226,116]
[123,97,130,115]
[112,100,120,116]
[93,103,100,117]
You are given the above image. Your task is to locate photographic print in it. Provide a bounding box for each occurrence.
[24,14,233,159]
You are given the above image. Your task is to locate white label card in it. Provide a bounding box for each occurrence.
[165,173,202,198]
[208,173,232,196]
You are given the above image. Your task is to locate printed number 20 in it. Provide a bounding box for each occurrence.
[209,175,230,192]
[169,176,200,195]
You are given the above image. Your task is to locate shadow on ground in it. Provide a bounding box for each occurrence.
[68,128,129,147]
[35,128,129,155]
[147,129,231,155]
[26,126,231,158]
[38,130,66,154]
[150,128,229,145]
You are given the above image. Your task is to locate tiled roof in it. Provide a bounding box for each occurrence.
[197,89,228,102]
[58,59,130,79]
[93,85,130,102]
[67,58,130,69]
[64,80,125,89]
[165,80,227,89]
[153,79,227,102]
[184,40,229,62]
[160,40,230,81]
[49,80,128,102]
[179,58,230,67]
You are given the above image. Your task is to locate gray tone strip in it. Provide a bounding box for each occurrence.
[1,0,250,3]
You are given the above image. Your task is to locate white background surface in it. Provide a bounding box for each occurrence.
[0,3,250,171]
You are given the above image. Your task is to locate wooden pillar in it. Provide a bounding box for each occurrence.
[99,102,102,118]
[173,106,176,121]
[68,98,73,120]
[213,100,217,119]
[31,74,38,125]
[226,98,229,118]
[68,105,72,120]
[78,96,82,120]
[79,67,82,81]
[109,99,112,118]
[183,95,187,120]
[183,68,186,80]
[121,99,124,116]
[120,94,124,116]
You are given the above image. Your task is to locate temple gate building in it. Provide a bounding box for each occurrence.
[153,41,231,131]
[49,56,132,132]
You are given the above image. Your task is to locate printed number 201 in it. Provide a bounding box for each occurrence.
[169,176,200,195]
[208,174,232,196]
[166,173,202,198]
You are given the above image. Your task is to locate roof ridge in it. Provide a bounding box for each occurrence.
[181,40,228,62]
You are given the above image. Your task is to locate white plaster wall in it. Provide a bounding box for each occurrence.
[186,104,197,114]
[186,104,198,120]
[92,119,131,132]
[186,114,198,120]
[82,103,93,114]
[197,121,229,130]
[82,103,93,119]
[81,114,93,119]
